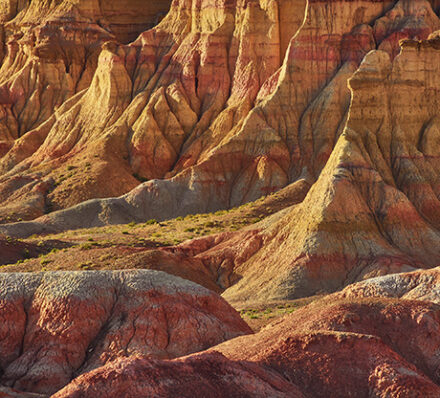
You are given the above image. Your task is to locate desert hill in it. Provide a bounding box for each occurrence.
[1,0,440,396]
[2,0,440,302]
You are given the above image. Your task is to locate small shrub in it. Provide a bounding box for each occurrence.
[80,242,97,250]
[78,261,94,270]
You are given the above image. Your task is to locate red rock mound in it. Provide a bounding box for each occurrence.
[54,297,440,397]
[53,352,305,398]
[0,270,251,395]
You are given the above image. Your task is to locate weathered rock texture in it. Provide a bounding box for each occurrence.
[54,297,440,397]
[338,266,440,304]
[0,0,172,221]
[2,0,437,225]
[0,270,251,395]
[2,1,440,307]
[223,33,440,302]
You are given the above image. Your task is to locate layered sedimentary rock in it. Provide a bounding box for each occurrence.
[2,0,435,225]
[54,297,440,397]
[1,0,440,307]
[338,266,440,304]
[0,270,251,395]
[0,0,172,221]
[223,33,440,302]
[0,0,435,226]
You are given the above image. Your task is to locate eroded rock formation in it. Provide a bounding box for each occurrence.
[54,296,440,397]
[2,2,440,305]
[2,0,437,225]
[338,266,440,304]
[0,270,251,395]
[2,1,440,394]
[223,33,440,303]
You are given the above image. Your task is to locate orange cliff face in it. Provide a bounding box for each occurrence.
[224,34,440,303]
[0,0,173,221]
[0,0,418,223]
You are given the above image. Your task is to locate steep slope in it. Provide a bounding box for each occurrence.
[1,0,436,229]
[0,0,307,222]
[0,270,251,395]
[0,0,172,221]
[2,1,440,305]
[224,23,440,302]
[54,297,440,397]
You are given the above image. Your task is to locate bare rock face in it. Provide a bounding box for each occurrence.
[0,0,438,239]
[338,267,440,304]
[0,0,172,221]
[1,0,440,340]
[0,270,251,395]
[54,297,440,397]
[224,24,440,303]
[0,0,432,226]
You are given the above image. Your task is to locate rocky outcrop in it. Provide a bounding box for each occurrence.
[0,270,251,395]
[1,0,440,322]
[224,21,440,303]
[54,297,440,397]
[1,0,437,226]
[338,266,440,304]
[0,0,172,221]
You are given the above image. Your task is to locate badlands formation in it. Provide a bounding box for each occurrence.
[2,0,440,396]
